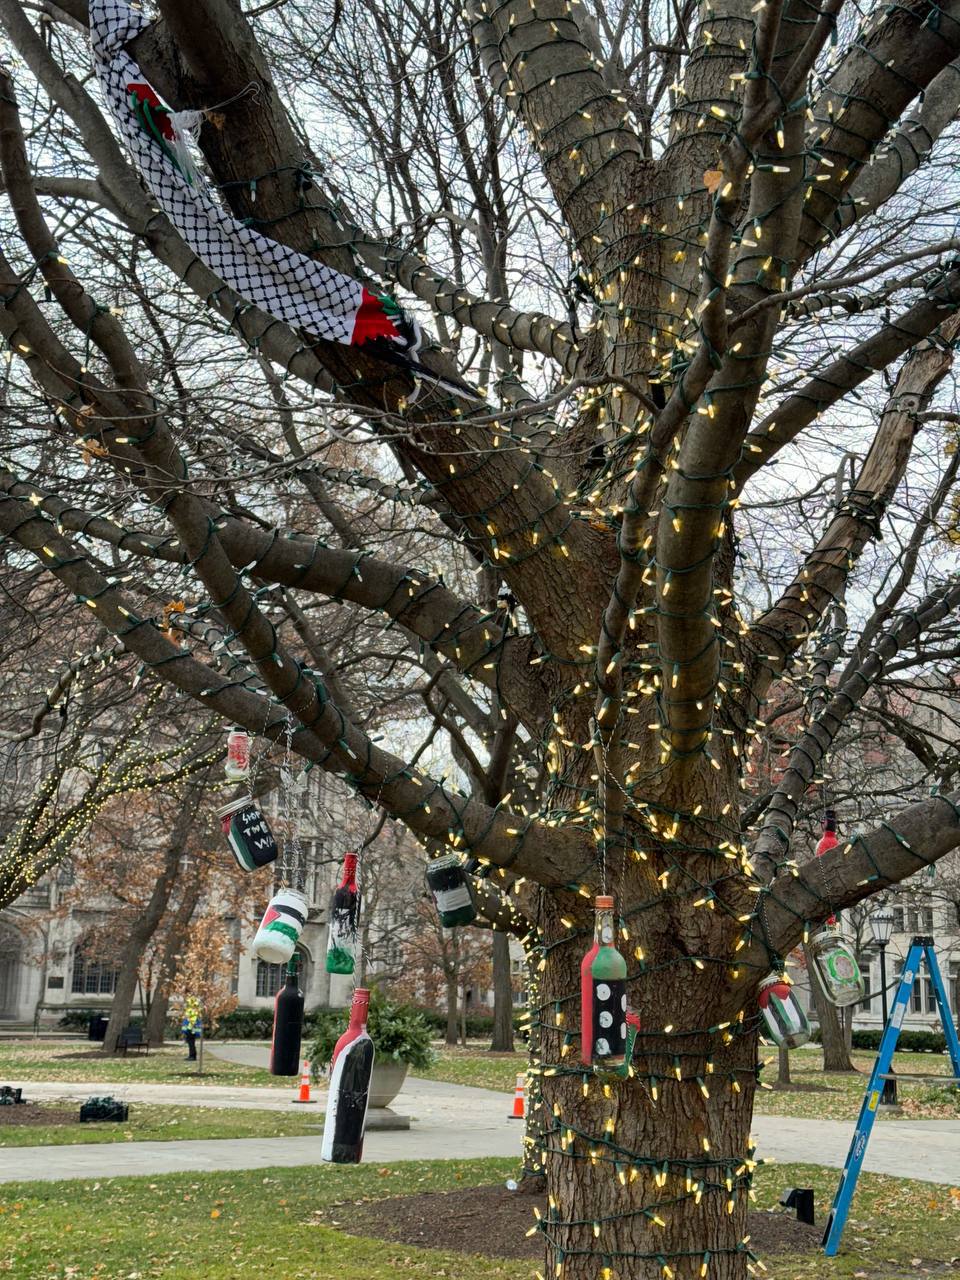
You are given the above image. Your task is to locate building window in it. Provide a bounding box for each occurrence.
[858,956,872,1009]
[891,905,905,933]
[950,962,959,1016]
[71,950,120,995]
[907,902,935,933]
[256,952,308,998]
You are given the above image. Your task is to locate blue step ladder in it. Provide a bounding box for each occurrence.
[821,935,960,1256]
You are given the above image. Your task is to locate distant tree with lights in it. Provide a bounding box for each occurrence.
[4,0,960,1273]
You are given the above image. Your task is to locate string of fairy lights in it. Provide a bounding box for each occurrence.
[1,0,959,1275]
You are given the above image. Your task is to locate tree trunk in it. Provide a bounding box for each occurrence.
[103,787,203,1054]
[444,969,459,1045]
[777,1044,792,1087]
[535,886,760,1280]
[143,870,203,1045]
[490,929,515,1052]
[805,943,856,1072]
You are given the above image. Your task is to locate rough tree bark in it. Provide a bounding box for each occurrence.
[490,930,515,1053]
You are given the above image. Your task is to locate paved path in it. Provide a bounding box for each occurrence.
[4,1043,959,1186]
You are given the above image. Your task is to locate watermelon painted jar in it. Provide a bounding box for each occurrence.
[757,973,811,1049]
[253,888,309,964]
[809,926,865,1008]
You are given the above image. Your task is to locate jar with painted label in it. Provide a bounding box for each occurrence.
[757,972,811,1049]
[426,854,476,927]
[809,926,865,1007]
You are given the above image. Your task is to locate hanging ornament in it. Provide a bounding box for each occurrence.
[580,895,628,1070]
[426,854,477,927]
[815,809,839,924]
[224,727,250,781]
[253,888,309,964]
[808,926,865,1008]
[269,956,305,1076]
[321,987,375,1164]
[325,853,360,975]
[216,795,278,871]
[757,973,811,1049]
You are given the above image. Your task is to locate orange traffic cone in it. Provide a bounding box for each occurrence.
[292,1059,315,1104]
[508,1073,525,1120]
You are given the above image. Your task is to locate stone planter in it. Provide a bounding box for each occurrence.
[368,1058,408,1108]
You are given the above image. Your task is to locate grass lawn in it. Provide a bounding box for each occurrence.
[0,1040,275,1086]
[0,1158,956,1279]
[416,1046,960,1119]
[0,1102,324,1147]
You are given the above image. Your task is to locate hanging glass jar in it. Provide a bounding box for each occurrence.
[809,926,865,1007]
[426,854,476,927]
[253,888,309,964]
[757,973,811,1049]
[580,895,628,1070]
[224,727,250,781]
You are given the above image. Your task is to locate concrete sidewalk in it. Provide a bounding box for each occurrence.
[4,1045,959,1187]
[1,1095,959,1185]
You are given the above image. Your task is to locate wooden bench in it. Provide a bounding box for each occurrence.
[118,1026,149,1055]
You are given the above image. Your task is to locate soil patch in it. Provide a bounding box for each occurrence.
[316,1183,821,1259]
[0,1104,77,1128]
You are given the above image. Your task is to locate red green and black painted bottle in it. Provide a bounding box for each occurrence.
[321,987,374,1164]
[580,895,628,1069]
[815,810,838,925]
[325,852,360,975]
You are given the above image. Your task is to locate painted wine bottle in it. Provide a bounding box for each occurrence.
[269,956,304,1076]
[580,895,628,1069]
[815,809,839,924]
[321,987,375,1164]
[326,852,360,975]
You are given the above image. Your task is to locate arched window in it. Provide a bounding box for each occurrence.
[70,940,120,995]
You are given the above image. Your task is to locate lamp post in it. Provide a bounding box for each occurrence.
[870,906,897,1106]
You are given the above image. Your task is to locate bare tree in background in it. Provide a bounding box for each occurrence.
[6,0,960,1271]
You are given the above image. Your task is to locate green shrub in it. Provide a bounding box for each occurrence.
[307,990,435,1076]
[413,1006,527,1039]
[58,1008,103,1030]
[806,1028,947,1053]
[208,1009,275,1040]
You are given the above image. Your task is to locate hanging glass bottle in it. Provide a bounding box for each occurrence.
[809,926,865,1008]
[325,852,360,975]
[757,973,811,1049]
[224,727,250,781]
[580,895,628,1069]
[815,809,839,925]
[321,987,375,1164]
[426,854,476,927]
[269,955,304,1076]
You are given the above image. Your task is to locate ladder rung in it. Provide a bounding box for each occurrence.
[878,1074,960,1083]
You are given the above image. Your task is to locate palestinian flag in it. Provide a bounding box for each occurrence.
[89,0,421,352]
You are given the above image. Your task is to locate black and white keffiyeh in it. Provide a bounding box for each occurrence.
[88,0,416,352]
